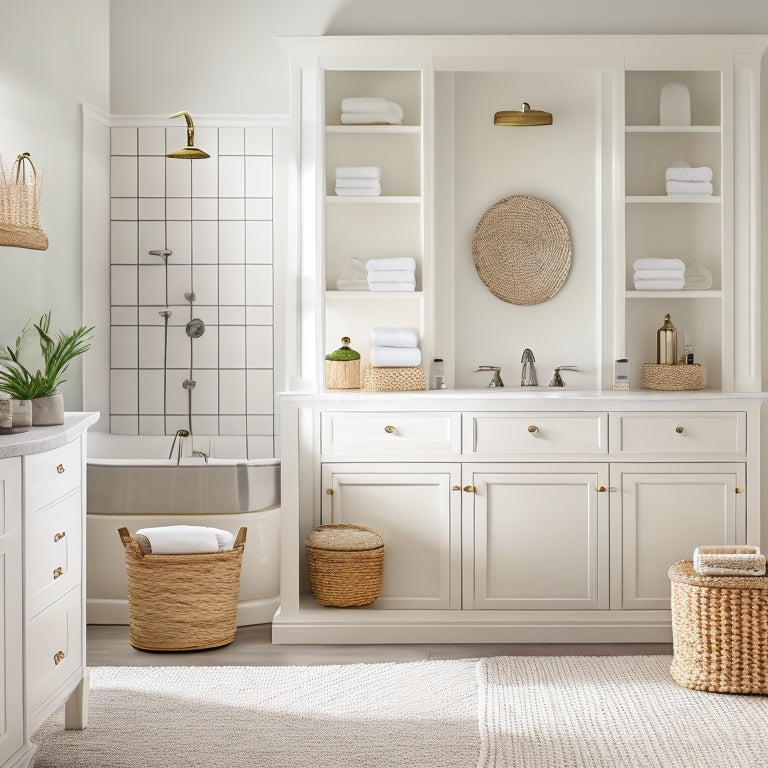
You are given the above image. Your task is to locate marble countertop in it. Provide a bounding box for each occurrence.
[0,412,100,459]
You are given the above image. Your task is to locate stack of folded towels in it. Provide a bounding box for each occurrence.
[335,165,382,197]
[341,96,403,126]
[665,161,713,196]
[336,256,368,291]
[633,257,686,290]
[366,256,416,291]
[693,545,766,577]
[370,326,421,367]
[135,524,235,554]
[683,260,713,291]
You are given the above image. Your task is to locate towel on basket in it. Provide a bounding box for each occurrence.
[136,525,235,554]
[370,345,422,367]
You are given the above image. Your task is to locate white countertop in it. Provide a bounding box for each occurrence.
[0,412,100,459]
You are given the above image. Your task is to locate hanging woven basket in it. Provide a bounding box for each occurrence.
[0,153,49,251]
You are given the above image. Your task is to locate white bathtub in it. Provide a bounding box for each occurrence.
[86,433,281,627]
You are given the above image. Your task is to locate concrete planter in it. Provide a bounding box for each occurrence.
[32,393,64,426]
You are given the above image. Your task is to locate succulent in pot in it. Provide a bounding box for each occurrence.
[0,311,94,426]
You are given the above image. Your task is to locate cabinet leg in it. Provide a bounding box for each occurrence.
[63,670,89,730]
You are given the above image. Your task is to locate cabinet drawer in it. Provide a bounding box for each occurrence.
[25,490,82,618]
[321,412,460,454]
[612,412,746,455]
[24,438,81,513]
[464,413,608,455]
[26,586,82,717]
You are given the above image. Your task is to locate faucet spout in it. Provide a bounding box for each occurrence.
[476,365,504,388]
[520,348,538,386]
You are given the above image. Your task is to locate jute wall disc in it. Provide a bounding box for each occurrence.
[472,195,572,305]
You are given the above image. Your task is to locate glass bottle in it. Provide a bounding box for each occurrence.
[429,357,446,390]
[656,313,677,365]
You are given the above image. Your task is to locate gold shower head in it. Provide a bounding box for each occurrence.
[167,111,210,159]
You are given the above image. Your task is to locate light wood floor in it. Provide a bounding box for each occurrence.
[87,624,672,666]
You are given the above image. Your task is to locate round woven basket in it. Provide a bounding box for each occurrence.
[305,523,384,607]
[668,560,768,694]
[642,363,705,391]
[362,364,426,392]
[472,195,572,305]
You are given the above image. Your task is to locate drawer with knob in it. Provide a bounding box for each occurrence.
[463,413,608,455]
[611,412,746,455]
[23,437,81,513]
[25,490,82,618]
[321,412,460,455]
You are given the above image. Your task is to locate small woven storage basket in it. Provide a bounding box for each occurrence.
[362,364,426,392]
[668,560,768,694]
[325,359,361,390]
[642,363,705,391]
[305,523,384,607]
[118,526,246,651]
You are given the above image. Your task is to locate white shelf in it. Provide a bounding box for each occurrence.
[326,290,423,299]
[326,195,421,204]
[625,195,721,204]
[625,290,723,299]
[326,125,421,135]
[625,125,720,133]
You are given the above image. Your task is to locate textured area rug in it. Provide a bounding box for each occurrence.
[32,661,479,768]
[477,655,768,768]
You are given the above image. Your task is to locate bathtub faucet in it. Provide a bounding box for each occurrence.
[168,428,190,465]
[192,449,209,464]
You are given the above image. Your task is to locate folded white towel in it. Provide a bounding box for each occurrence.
[341,97,404,118]
[659,82,691,126]
[335,185,382,197]
[336,278,369,291]
[341,112,403,125]
[366,256,417,272]
[370,345,422,367]
[335,177,384,189]
[368,281,416,292]
[666,180,713,196]
[335,166,381,180]
[683,260,713,290]
[633,277,686,291]
[370,326,419,348]
[136,525,235,554]
[633,269,685,280]
[366,269,415,283]
[665,162,713,182]
[632,258,686,272]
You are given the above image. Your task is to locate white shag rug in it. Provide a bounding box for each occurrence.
[32,656,768,768]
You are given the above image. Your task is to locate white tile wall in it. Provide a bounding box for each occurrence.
[110,124,276,457]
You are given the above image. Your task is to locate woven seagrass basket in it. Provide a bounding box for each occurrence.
[305,523,384,607]
[668,560,768,694]
[362,364,426,392]
[118,526,246,651]
[642,363,705,391]
[325,359,361,390]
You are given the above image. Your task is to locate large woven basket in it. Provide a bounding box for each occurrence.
[305,523,384,607]
[362,364,426,392]
[668,560,768,694]
[118,526,247,651]
[642,363,705,391]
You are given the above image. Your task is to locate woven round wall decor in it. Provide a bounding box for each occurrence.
[472,195,572,305]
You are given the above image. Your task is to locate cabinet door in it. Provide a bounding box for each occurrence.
[614,463,745,610]
[465,463,609,610]
[321,463,461,609]
[0,457,23,766]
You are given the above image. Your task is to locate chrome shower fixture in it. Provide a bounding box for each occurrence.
[159,309,172,319]
[185,318,205,338]
[149,248,172,263]
[182,379,197,390]
[184,291,196,303]
[167,111,210,159]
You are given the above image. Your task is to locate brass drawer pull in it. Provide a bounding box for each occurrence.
[736,486,744,494]
[451,485,461,491]
[463,485,475,493]
[597,486,606,492]
[384,425,396,434]
[527,425,538,433]
[54,531,66,542]
[53,650,66,665]
[53,566,63,579]
[56,463,65,474]
[326,488,334,495]
[675,426,684,434]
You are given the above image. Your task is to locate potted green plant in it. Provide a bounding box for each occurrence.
[0,311,94,426]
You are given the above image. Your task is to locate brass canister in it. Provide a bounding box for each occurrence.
[656,313,677,365]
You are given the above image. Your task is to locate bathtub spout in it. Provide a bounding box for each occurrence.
[168,428,190,465]
[192,449,209,464]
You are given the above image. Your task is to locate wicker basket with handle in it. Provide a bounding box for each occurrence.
[118,526,247,651]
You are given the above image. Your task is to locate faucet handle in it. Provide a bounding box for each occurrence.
[475,365,504,388]
[549,365,579,388]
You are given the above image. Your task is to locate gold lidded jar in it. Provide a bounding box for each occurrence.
[656,313,677,365]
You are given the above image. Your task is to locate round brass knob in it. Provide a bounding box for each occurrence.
[451,485,461,491]
[597,486,606,492]
[463,485,475,493]
[527,425,538,433]
[675,426,684,434]
[384,425,396,434]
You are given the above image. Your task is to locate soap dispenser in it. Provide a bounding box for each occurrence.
[656,314,678,365]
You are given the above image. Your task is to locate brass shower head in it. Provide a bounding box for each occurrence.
[167,111,210,159]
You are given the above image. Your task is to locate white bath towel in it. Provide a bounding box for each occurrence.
[335,166,381,180]
[334,177,384,189]
[136,525,235,554]
[683,260,713,290]
[341,97,404,118]
[633,277,686,291]
[365,256,417,272]
[335,185,382,197]
[366,269,416,283]
[368,281,417,292]
[666,180,713,196]
[370,345,422,367]
[665,162,713,183]
[336,278,369,291]
[632,258,686,272]
[341,112,403,125]
[370,326,419,348]
[659,82,691,126]
[633,269,685,280]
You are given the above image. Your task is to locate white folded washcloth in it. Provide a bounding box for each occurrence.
[341,97,404,118]
[136,525,235,554]
[370,345,422,367]
[335,177,384,189]
[370,326,419,348]
[633,277,686,291]
[335,185,382,197]
[632,258,686,272]
[368,281,416,292]
[336,278,369,291]
[633,269,685,280]
[335,166,381,180]
[365,256,417,272]
[341,112,403,125]
[665,162,713,183]
[683,260,713,291]
[366,269,415,283]
[666,180,713,196]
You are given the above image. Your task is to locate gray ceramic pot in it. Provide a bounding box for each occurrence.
[32,393,64,426]
[12,399,32,427]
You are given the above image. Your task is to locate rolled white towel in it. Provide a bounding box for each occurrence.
[335,185,381,197]
[336,278,369,291]
[666,180,713,196]
[370,326,419,348]
[633,269,685,280]
[335,177,384,189]
[665,162,713,183]
[366,256,417,272]
[366,269,415,283]
[368,281,416,292]
[136,525,235,554]
[370,345,422,367]
[633,277,686,291]
[335,166,381,180]
[341,97,404,118]
[341,112,403,125]
[632,258,686,272]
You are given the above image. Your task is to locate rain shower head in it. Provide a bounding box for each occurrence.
[167,111,210,159]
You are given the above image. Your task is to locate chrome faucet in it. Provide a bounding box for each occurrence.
[168,428,190,465]
[520,348,538,386]
[549,366,579,387]
[191,449,209,464]
[476,365,504,387]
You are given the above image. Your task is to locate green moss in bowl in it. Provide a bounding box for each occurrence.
[325,336,360,361]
